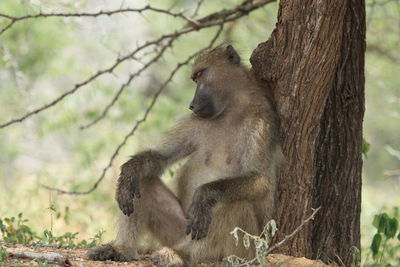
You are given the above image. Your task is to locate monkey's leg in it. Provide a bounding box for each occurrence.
[143,178,187,245]
[177,201,259,264]
[87,178,186,262]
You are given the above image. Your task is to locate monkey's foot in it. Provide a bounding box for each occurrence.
[151,247,184,267]
[87,244,137,262]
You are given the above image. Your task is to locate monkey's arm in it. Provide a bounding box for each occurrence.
[117,118,196,216]
[199,173,272,202]
[186,173,272,240]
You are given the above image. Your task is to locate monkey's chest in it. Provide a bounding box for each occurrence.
[198,125,249,171]
[194,135,248,178]
[200,147,241,170]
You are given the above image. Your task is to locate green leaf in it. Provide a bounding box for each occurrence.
[350,246,361,267]
[362,138,371,158]
[384,217,398,239]
[49,204,57,212]
[268,219,277,237]
[262,219,277,240]
[225,255,243,267]
[370,233,382,260]
[243,234,250,249]
[0,247,8,262]
[230,228,239,246]
[256,250,267,266]
[372,214,381,230]
[397,231,400,241]
[378,213,389,233]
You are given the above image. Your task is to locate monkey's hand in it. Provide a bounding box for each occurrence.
[116,163,141,216]
[186,188,217,240]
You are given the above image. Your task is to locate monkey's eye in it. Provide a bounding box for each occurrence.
[192,69,205,83]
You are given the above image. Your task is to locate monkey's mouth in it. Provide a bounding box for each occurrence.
[192,103,215,119]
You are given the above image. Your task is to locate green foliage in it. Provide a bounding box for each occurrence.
[0,213,104,249]
[371,233,382,259]
[363,138,371,158]
[366,209,400,266]
[0,213,38,244]
[0,246,8,262]
[225,220,277,267]
[3,259,24,267]
[41,229,104,248]
[33,259,53,267]
[351,246,361,267]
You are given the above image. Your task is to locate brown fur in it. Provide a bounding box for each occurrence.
[87,45,284,265]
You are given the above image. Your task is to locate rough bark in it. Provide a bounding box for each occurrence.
[250,0,365,265]
[312,1,365,264]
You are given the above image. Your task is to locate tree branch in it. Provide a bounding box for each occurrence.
[0,5,199,36]
[367,43,400,63]
[192,0,206,17]
[41,25,224,195]
[0,0,275,130]
[79,38,175,130]
[265,207,321,254]
[238,207,321,267]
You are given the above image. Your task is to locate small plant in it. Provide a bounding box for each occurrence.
[0,213,104,249]
[366,210,400,266]
[0,246,8,262]
[40,229,104,248]
[351,246,361,267]
[0,213,38,244]
[7,259,23,267]
[78,230,105,248]
[34,259,53,267]
[225,220,277,266]
[41,229,79,247]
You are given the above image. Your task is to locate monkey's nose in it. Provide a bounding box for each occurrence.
[189,104,194,110]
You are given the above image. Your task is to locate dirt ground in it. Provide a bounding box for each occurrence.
[3,244,151,267]
[2,244,332,267]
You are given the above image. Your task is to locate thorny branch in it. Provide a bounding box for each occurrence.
[239,207,321,267]
[79,38,175,130]
[265,207,321,254]
[0,5,199,36]
[41,25,224,195]
[192,0,206,17]
[0,0,274,129]
[367,43,400,64]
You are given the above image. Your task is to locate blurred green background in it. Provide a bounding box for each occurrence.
[0,0,399,264]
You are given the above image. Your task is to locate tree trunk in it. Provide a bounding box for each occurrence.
[250,0,365,265]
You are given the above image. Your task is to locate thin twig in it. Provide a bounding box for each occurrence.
[0,0,274,130]
[265,206,321,254]
[80,38,175,130]
[367,43,400,63]
[0,5,198,36]
[239,207,321,266]
[192,0,206,17]
[42,25,224,195]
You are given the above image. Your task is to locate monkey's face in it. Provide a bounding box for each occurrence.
[189,69,227,119]
[190,45,242,119]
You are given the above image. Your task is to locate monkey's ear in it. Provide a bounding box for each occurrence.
[225,45,241,65]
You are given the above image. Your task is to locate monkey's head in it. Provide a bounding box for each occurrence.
[190,45,244,119]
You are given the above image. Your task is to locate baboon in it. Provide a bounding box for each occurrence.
[87,45,284,265]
